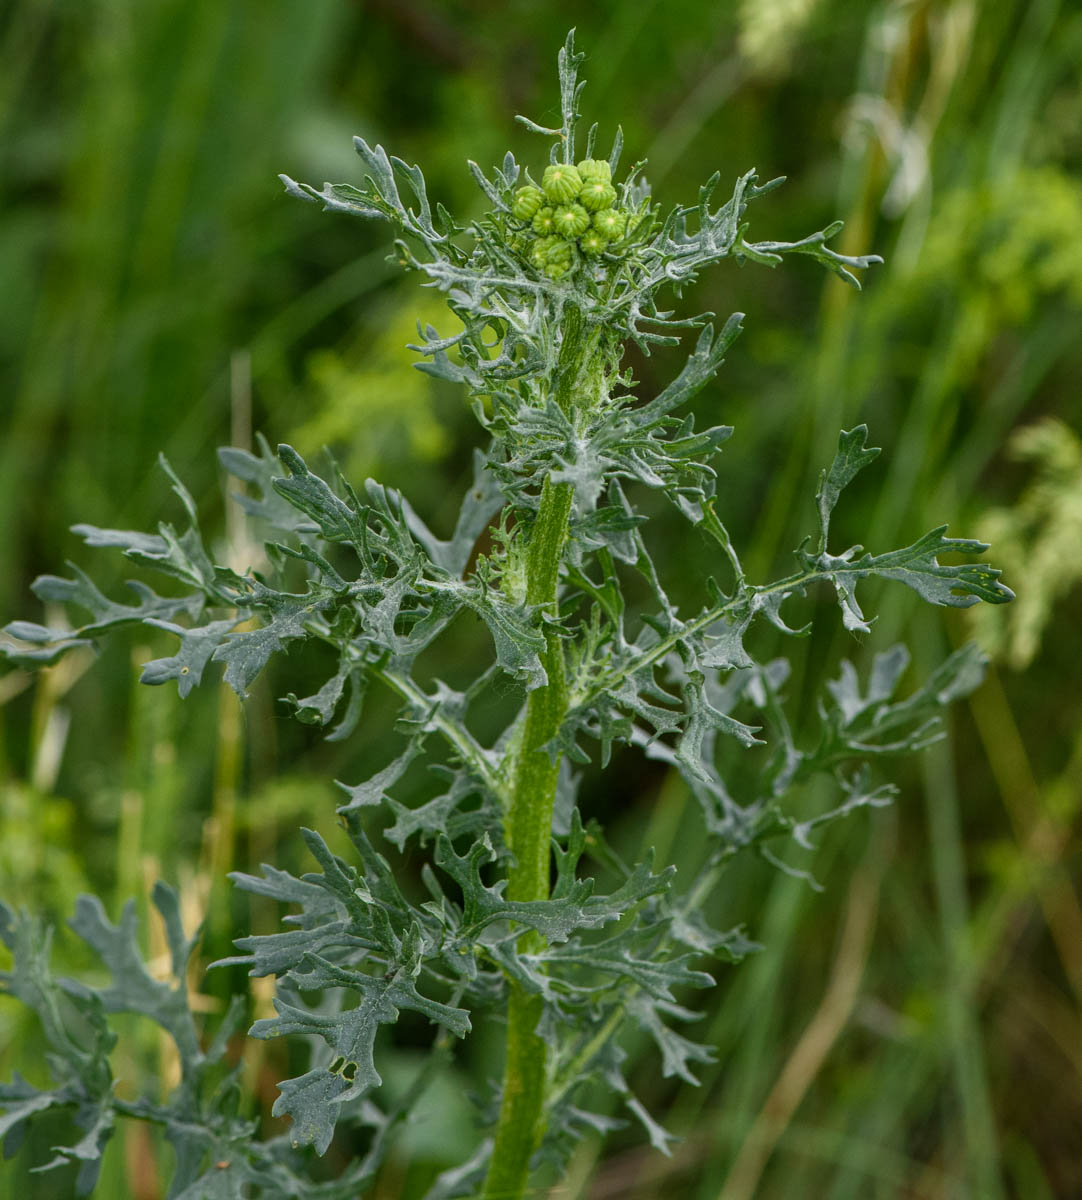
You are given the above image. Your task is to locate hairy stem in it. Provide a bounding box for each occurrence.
[484,478,572,1199]
[484,310,593,1199]
[508,478,573,901]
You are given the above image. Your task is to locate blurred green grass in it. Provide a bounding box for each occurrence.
[2,1,1081,1196]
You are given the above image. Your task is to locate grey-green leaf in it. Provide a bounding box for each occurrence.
[816,425,881,550]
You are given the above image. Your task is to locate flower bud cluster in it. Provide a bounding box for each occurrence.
[508,159,639,279]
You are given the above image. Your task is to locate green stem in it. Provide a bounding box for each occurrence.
[483,308,593,1199]
[508,477,573,904]
[483,478,571,1200]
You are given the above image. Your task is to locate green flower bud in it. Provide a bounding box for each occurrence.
[592,209,627,241]
[511,185,544,221]
[531,206,557,236]
[576,158,612,184]
[530,235,561,269]
[580,229,607,256]
[542,237,577,279]
[579,179,617,212]
[542,163,583,204]
[553,202,590,238]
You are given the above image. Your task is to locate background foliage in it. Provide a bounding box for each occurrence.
[1,1,1080,1196]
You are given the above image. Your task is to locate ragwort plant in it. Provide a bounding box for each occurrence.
[0,32,1012,1200]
